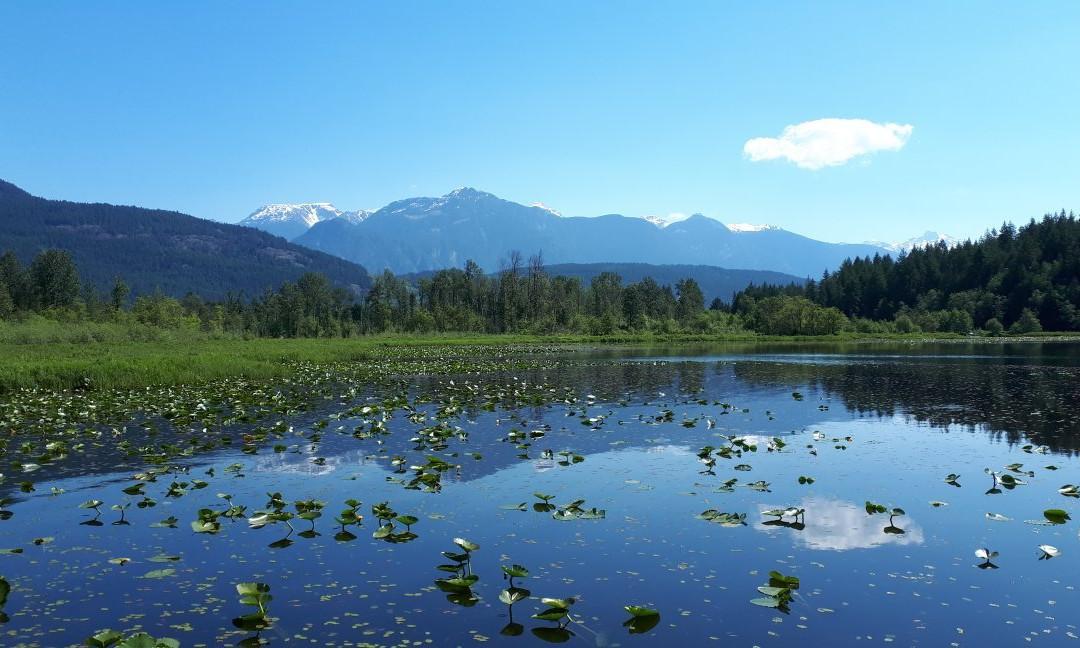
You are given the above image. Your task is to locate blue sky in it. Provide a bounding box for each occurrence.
[1,2,1078,244]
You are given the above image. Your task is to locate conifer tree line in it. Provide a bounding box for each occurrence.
[0,248,737,336]
[733,211,1079,334]
[2,211,1075,337]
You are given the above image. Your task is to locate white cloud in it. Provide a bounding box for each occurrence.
[744,118,913,170]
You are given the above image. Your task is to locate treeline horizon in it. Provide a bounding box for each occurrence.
[1,210,1076,337]
[734,210,1078,335]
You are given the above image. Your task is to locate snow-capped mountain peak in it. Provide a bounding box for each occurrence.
[865,231,960,253]
[239,202,369,241]
[640,213,691,228]
[244,203,341,227]
[726,223,781,233]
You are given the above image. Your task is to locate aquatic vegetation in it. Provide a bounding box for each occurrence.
[548,498,605,521]
[750,570,800,612]
[697,508,748,527]
[865,501,906,533]
[623,605,661,634]
[84,630,179,648]
[762,506,805,526]
[434,537,481,605]
[497,561,531,635]
[1038,544,1060,560]
[975,547,1000,569]
[232,582,273,633]
[531,594,579,641]
[331,498,362,541]
[0,342,1078,645]
[1042,509,1071,524]
[0,576,8,623]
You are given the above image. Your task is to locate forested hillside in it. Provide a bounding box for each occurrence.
[0,180,371,299]
[735,211,1080,333]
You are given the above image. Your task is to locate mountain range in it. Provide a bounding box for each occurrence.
[240,203,370,241]
[0,180,371,299]
[865,231,961,253]
[244,188,940,279]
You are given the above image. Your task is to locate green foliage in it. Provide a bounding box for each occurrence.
[29,249,81,310]
[734,211,1080,332]
[744,295,848,335]
[1011,308,1043,334]
[84,630,179,648]
[233,582,273,632]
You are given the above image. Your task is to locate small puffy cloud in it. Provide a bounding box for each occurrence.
[744,118,913,170]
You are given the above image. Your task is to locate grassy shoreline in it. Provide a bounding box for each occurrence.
[3,319,1078,393]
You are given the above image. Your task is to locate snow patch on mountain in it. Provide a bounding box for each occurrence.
[865,231,960,253]
[640,213,691,228]
[239,203,372,240]
[244,203,343,228]
[727,223,782,233]
[530,202,562,217]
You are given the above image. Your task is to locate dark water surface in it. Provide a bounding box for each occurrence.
[2,341,1079,646]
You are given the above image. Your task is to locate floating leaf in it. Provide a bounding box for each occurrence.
[756,586,788,597]
[532,608,569,621]
[1044,509,1071,524]
[540,597,576,609]
[85,630,124,648]
[501,564,529,578]
[498,586,530,605]
[624,605,660,617]
[147,554,180,563]
[453,537,479,552]
[749,597,782,608]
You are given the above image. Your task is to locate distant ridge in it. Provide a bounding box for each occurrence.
[0,179,372,299]
[277,187,889,278]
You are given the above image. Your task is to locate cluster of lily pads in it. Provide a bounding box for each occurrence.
[432,542,662,641]
[749,570,800,613]
[2,345,1079,645]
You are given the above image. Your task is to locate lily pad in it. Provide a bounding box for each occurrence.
[623,605,659,617]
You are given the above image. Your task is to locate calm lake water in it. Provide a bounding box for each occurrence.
[2,341,1079,646]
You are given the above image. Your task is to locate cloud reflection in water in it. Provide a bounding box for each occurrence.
[756,496,924,550]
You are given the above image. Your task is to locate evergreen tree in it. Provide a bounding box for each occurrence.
[111,276,130,311]
[29,249,80,310]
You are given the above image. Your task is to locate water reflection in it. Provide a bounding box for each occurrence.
[756,496,925,550]
[732,356,1080,453]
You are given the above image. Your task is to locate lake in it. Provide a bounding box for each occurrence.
[1,341,1079,646]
